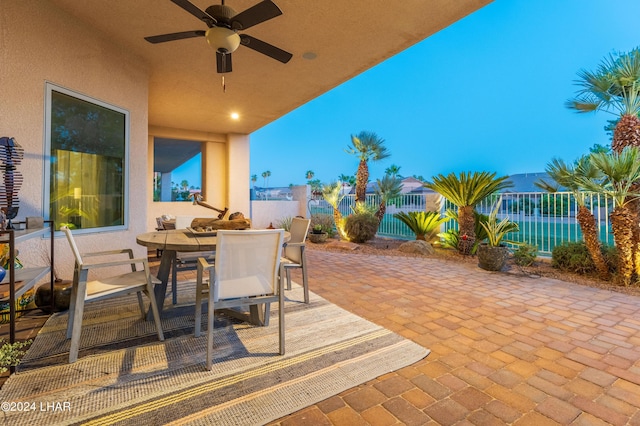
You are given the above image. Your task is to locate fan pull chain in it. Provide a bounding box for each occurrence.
[222,75,226,93]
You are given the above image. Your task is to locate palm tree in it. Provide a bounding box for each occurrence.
[374,174,402,224]
[322,181,346,240]
[261,170,271,187]
[425,171,512,254]
[345,131,391,203]
[577,147,640,286]
[305,170,314,180]
[535,157,610,279]
[251,174,257,186]
[567,48,640,153]
[567,49,640,266]
[384,164,401,178]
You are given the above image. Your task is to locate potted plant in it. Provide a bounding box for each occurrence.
[477,198,520,271]
[308,224,328,243]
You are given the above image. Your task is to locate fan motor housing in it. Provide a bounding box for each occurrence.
[205,5,237,26]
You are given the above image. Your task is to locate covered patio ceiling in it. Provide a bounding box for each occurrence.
[49,0,492,135]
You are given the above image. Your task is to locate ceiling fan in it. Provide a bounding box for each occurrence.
[145,0,292,74]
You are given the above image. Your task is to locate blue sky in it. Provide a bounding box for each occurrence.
[250,0,640,188]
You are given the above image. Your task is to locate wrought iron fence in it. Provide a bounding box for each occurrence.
[309,191,615,255]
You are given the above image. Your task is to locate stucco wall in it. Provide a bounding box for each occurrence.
[0,2,150,280]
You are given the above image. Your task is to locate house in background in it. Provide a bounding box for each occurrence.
[1,0,492,279]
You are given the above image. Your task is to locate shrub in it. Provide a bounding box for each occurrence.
[344,212,378,243]
[552,242,593,273]
[552,242,618,276]
[310,214,335,237]
[513,244,538,266]
[275,216,293,231]
[393,211,449,241]
[0,339,31,373]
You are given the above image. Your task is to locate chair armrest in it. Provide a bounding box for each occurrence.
[79,257,149,270]
[197,257,215,272]
[82,248,135,259]
[283,242,306,248]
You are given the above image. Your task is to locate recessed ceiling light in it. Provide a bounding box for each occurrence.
[230,112,240,120]
[302,52,317,60]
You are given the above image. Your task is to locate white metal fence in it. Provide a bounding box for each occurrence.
[309,191,615,255]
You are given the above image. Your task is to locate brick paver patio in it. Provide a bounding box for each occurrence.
[263,249,640,425]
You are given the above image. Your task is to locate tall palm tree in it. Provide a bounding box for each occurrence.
[345,131,390,203]
[261,170,271,187]
[425,171,512,254]
[566,48,640,153]
[567,49,640,275]
[374,174,403,224]
[322,181,346,240]
[577,147,640,286]
[535,157,610,279]
[250,174,257,187]
[305,170,314,180]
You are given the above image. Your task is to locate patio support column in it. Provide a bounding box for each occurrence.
[227,133,250,216]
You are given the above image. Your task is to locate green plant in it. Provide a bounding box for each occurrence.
[343,211,379,243]
[438,210,490,254]
[513,244,538,266]
[479,198,520,247]
[552,242,617,276]
[394,211,449,241]
[374,174,403,224]
[437,228,459,250]
[552,242,597,274]
[0,339,31,373]
[275,216,293,231]
[310,214,335,237]
[425,171,512,254]
[345,131,391,203]
[322,181,346,239]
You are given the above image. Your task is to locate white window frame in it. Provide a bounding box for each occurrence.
[43,82,129,234]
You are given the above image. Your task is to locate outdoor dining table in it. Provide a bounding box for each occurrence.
[136,228,290,325]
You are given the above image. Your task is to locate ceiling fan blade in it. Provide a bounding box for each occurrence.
[171,0,216,26]
[240,34,292,63]
[216,51,233,73]
[144,30,205,44]
[230,0,282,30]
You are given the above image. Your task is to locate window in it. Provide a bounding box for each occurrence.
[153,138,202,202]
[44,84,128,232]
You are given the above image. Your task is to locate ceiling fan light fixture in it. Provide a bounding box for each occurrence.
[205,27,240,53]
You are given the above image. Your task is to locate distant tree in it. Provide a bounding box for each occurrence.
[261,170,271,188]
[384,164,402,178]
[305,170,314,180]
[338,174,356,186]
[412,175,426,182]
[374,174,403,224]
[345,131,391,203]
[251,174,257,187]
[308,179,322,197]
[589,143,611,154]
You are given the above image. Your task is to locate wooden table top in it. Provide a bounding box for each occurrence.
[137,229,290,252]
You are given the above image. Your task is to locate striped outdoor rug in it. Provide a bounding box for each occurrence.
[0,282,428,425]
